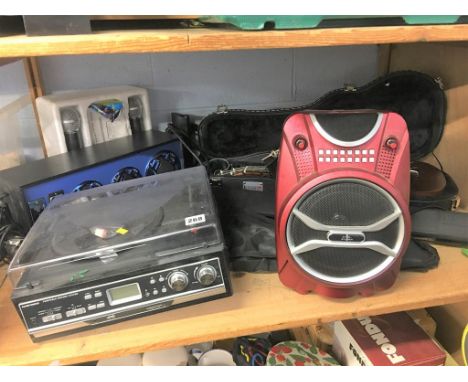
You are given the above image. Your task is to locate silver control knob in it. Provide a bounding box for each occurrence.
[168,271,189,292]
[196,265,217,286]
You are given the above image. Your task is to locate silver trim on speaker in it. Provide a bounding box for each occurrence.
[310,113,383,147]
[291,208,401,233]
[286,179,405,285]
[290,239,398,258]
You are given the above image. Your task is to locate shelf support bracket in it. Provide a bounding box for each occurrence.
[23,57,48,157]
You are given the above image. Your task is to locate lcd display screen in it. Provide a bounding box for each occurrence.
[107,283,141,306]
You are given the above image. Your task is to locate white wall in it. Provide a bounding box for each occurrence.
[0,60,43,168]
[38,46,379,128]
[0,46,379,168]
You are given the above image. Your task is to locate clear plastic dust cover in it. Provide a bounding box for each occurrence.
[8,166,222,293]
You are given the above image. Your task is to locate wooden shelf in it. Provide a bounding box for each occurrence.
[0,245,467,365]
[1,24,468,58]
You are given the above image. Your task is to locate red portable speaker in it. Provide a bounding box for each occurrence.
[275,110,411,298]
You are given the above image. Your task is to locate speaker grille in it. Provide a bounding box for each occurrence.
[297,182,394,226]
[286,179,404,283]
[376,146,396,178]
[293,145,314,179]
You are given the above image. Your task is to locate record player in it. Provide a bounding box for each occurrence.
[8,166,232,341]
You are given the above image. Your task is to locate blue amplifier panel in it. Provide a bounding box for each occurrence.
[24,140,183,222]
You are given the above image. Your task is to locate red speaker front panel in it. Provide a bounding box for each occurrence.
[275,111,411,298]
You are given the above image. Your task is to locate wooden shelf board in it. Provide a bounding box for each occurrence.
[1,25,468,58]
[0,245,467,365]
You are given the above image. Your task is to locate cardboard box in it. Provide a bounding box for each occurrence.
[333,312,446,366]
